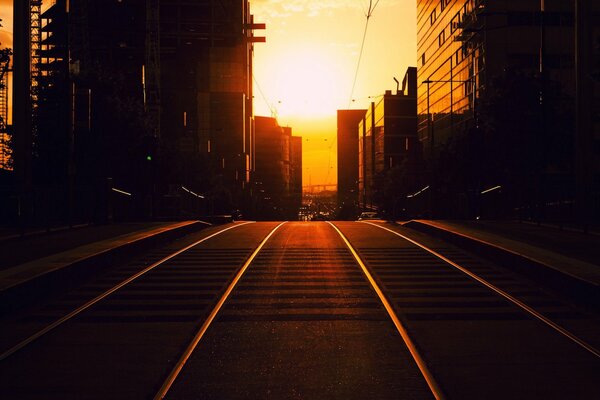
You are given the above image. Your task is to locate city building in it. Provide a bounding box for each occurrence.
[417,0,584,218]
[7,0,264,224]
[337,109,366,216]
[0,58,9,171]
[358,67,418,211]
[290,135,303,215]
[254,116,301,219]
[160,0,265,212]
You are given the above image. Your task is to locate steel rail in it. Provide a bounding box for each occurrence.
[0,222,254,362]
[362,221,600,358]
[154,222,287,400]
[327,221,446,400]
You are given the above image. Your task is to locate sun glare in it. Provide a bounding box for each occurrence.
[265,46,350,119]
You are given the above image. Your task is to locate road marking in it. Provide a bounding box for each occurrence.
[0,222,254,362]
[328,221,446,400]
[154,221,287,400]
[362,221,600,358]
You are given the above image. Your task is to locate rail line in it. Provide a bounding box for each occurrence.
[154,221,287,399]
[155,220,442,399]
[360,221,600,359]
[328,221,445,400]
[0,222,254,362]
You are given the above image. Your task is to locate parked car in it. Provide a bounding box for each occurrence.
[357,211,379,220]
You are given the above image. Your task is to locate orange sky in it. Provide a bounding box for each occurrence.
[0,0,417,187]
[251,0,416,187]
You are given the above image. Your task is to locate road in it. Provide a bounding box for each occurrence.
[1,221,598,399]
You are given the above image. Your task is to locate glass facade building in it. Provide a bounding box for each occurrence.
[417,0,484,155]
[417,0,582,218]
[417,0,576,155]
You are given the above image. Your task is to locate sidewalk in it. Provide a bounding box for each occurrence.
[0,220,210,314]
[403,219,600,307]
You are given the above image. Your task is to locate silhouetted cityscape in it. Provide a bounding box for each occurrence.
[1,0,599,228]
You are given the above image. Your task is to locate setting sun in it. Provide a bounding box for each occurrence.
[262,45,350,119]
[252,0,416,186]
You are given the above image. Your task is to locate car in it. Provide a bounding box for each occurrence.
[357,211,379,220]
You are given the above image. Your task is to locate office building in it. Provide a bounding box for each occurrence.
[417,0,582,218]
[358,67,418,210]
[337,109,366,213]
[254,116,301,219]
[290,135,303,215]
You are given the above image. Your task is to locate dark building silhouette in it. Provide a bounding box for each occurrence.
[254,116,301,219]
[290,135,303,215]
[7,0,264,226]
[417,0,592,220]
[575,0,600,227]
[337,109,366,217]
[160,0,264,216]
[358,67,418,211]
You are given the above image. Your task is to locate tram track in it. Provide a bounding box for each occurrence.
[159,221,438,399]
[0,222,282,399]
[360,221,600,357]
[1,221,597,399]
[0,222,255,361]
[336,221,600,399]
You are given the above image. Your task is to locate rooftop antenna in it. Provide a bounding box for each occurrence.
[393,77,400,93]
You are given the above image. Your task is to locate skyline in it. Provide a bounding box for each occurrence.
[252,0,416,186]
[0,0,416,187]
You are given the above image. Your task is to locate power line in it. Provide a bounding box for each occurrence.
[328,1,382,186]
[347,0,382,109]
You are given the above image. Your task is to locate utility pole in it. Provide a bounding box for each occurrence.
[13,0,33,230]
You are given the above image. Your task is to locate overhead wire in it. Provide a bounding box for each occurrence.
[324,0,382,187]
[347,0,382,109]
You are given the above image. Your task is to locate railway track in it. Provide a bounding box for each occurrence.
[0,221,598,399]
[337,221,600,399]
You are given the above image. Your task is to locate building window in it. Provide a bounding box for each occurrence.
[451,12,461,32]
[438,30,446,47]
[430,9,437,25]
[422,52,426,66]
[440,0,446,12]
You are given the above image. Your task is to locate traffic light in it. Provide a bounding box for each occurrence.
[141,135,158,163]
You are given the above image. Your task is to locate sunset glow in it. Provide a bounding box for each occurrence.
[252,0,416,187]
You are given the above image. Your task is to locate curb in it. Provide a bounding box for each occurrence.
[0,220,211,315]
[403,220,600,311]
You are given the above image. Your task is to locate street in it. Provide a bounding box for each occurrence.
[0,221,599,399]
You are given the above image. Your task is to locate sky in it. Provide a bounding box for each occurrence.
[251,0,416,186]
[0,0,417,187]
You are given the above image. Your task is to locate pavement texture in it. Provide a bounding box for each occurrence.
[403,219,600,308]
[0,220,209,313]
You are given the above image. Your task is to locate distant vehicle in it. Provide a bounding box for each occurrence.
[312,212,328,221]
[357,211,379,220]
[231,209,243,220]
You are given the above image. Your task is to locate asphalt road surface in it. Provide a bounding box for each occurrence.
[1,221,598,399]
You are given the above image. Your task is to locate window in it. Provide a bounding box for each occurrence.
[430,9,437,25]
[422,52,426,66]
[438,29,446,47]
[451,11,461,32]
